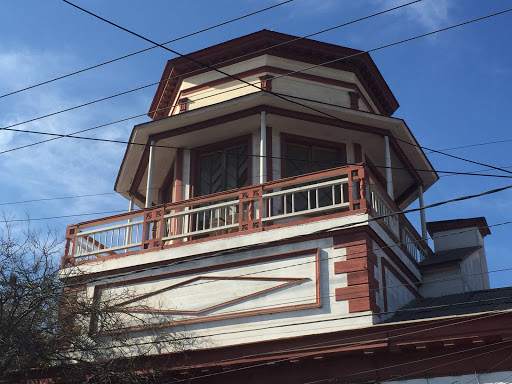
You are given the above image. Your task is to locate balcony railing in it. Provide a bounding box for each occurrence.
[62,165,430,265]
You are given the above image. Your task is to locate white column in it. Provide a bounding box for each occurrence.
[384,136,394,200]
[260,111,267,184]
[145,140,156,208]
[128,194,135,212]
[418,184,428,240]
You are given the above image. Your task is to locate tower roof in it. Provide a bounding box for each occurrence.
[148,30,399,120]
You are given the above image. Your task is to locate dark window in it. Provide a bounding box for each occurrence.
[198,144,249,196]
[283,136,346,213]
[285,143,340,177]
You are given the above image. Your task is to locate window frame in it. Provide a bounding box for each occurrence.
[190,134,252,198]
[280,133,347,178]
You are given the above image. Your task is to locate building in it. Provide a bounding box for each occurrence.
[58,31,512,383]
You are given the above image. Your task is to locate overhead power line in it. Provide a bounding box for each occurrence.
[3,124,512,181]
[0,0,424,155]
[29,2,512,178]
[0,0,297,100]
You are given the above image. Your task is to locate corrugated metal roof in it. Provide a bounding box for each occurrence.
[419,246,480,267]
[386,287,512,323]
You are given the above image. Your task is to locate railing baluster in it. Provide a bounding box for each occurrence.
[291,193,295,213]
[307,190,311,210]
[331,185,335,206]
[315,188,319,208]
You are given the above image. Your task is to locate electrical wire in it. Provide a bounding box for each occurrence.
[3,6,512,185]
[60,304,512,364]
[3,173,512,223]
[0,0,425,155]
[4,123,512,180]
[303,340,512,384]
[58,1,512,178]
[0,0,297,99]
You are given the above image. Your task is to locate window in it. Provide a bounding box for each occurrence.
[282,134,346,177]
[194,136,251,197]
[282,134,347,212]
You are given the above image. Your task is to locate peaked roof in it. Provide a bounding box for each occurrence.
[426,217,491,238]
[148,30,399,120]
[387,287,512,323]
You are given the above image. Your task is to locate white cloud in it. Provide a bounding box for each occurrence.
[377,0,453,30]
[0,47,143,222]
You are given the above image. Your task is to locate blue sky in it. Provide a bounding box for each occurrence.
[1,0,511,286]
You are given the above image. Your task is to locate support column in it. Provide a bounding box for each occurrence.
[418,184,428,240]
[128,194,135,212]
[260,111,267,184]
[384,136,394,200]
[145,140,156,208]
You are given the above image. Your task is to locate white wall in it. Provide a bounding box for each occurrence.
[432,228,482,252]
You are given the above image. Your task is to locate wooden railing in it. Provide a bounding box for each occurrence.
[366,173,429,263]
[62,165,429,265]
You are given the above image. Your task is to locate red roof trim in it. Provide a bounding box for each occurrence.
[426,217,491,238]
[148,30,399,121]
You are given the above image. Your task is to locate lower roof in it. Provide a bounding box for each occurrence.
[387,286,512,323]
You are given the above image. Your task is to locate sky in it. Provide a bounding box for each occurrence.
[0,0,511,287]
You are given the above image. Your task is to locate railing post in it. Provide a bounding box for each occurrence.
[142,206,165,250]
[62,225,78,266]
[348,166,364,211]
[238,186,263,233]
[358,166,367,212]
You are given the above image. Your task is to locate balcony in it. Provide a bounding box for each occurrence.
[62,165,431,267]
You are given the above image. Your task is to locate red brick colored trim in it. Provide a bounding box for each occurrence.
[150,106,263,142]
[178,97,189,113]
[333,231,380,314]
[427,217,490,238]
[90,248,320,333]
[176,65,375,114]
[117,276,308,315]
[349,91,360,110]
[259,74,273,92]
[335,283,369,300]
[148,30,398,119]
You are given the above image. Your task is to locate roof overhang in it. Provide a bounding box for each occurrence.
[115,92,438,209]
[148,30,399,120]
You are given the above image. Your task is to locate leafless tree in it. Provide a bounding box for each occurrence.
[0,215,195,383]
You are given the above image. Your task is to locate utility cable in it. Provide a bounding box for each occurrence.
[169,330,512,383]
[0,0,296,99]
[0,0,424,154]
[60,304,512,364]
[3,2,510,182]
[3,171,512,223]
[303,340,512,384]
[3,125,512,181]
[59,0,512,177]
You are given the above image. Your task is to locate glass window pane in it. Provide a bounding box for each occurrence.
[286,144,310,177]
[199,152,223,196]
[311,147,338,172]
[226,145,248,190]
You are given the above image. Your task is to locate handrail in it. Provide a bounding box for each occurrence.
[62,164,432,266]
